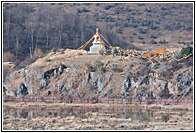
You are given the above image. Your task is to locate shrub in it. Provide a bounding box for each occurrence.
[184,56,193,67]
[104,5,114,10]
[33,48,44,58]
[110,18,115,22]
[84,3,91,6]
[159,70,173,79]
[159,39,168,44]
[141,20,153,27]
[137,3,145,6]
[150,34,158,39]
[130,24,138,28]
[161,7,167,10]
[82,8,90,12]
[126,17,131,20]
[131,12,136,15]
[100,67,106,73]
[3,51,15,62]
[178,46,193,59]
[139,29,148,34]
[133,33,137,36]
[142,40,146,44]
[116,28,123,34]
[126,8,132,12]
[115,22,119,26]
[149,39,157,44]
[3,67,9,82]
[150,23,158,30]
[123,23,129,27]
[95,3,100,6]
[138,36,144,40]
[112,67,123,73]
[95,17,99,21]
[115,9,121,14]
[78,8,90,13]
[177,39,181,44]
[144,7,151,12]
[169,60,183,71]
[18,57,37,68]
[178,40,186,45]
[136,66,150,76]
[45,59,51,62]
[77,9,82,13]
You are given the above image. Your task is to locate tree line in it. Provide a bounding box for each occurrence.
[3,3,135,63]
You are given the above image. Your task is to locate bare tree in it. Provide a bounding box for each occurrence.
[3,8,11,49]
[3,3,133,62]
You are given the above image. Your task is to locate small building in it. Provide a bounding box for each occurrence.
[89,28,104,53]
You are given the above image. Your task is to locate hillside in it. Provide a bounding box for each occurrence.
[68,3,193,46]
[3,2,193,101]
[3,2,193,64]
[3,47,193,101]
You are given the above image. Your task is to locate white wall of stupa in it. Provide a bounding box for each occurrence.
[89,28,104,53]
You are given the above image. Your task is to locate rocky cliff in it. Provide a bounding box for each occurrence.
[3,48,193,100]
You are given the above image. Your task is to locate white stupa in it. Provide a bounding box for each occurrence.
[89,28,104,53]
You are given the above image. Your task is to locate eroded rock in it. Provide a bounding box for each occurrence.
[17,83,28,97]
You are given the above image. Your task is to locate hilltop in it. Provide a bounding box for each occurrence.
[3,47,193,100]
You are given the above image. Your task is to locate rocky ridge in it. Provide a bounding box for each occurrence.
[3,48,193,100]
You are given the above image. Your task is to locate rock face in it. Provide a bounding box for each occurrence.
[3,49,193,100]
[176,71,193,97]
[97,74,104,93]
[121,76,131,96]
[58,79,66,95]
[17,83,28,97]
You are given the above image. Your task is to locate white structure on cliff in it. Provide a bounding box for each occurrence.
[89,28,104,53]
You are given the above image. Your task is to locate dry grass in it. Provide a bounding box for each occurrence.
[3,102,193,130]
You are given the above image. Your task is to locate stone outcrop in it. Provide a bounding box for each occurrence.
[3,49,193,100]
[17,83,28,97]
[121,76,131,96]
